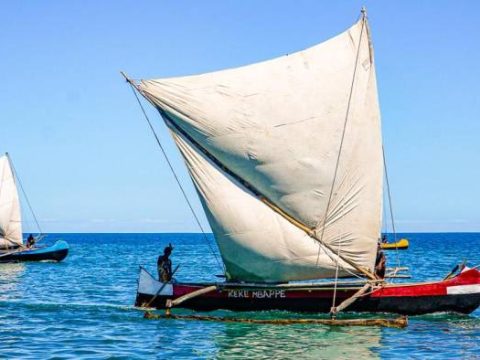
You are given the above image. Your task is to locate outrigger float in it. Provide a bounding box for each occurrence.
[0,153,69,263]
[125,8,480,326]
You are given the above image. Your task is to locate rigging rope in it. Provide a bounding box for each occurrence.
[7,153,43,237]
[315,11,367,268]
[125,81,224,273]
[330,235,342,318]
[382,188,388,235]
[382,146,397,242]
[382,145,401,271]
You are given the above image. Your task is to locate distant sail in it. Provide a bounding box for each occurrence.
[0,155,23,248]
[138,16,383,282]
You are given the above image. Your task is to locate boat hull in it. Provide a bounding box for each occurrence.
[135,267,480,315]
[381,238,409,250]
[0,240,69,263]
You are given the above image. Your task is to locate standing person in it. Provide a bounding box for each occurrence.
[157,243,173,282]
[375,243,386,279]
[26,234,35,248]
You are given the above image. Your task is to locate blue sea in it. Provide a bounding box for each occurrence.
[0,233,479,359]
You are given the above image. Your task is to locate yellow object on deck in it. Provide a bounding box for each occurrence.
[381,238,409,250]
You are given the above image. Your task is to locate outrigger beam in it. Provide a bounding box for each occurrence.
[164,285,217,315]
[330,283,371,317]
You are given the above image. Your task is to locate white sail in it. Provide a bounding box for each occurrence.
[0,155,23,248]
[138,16,383,282]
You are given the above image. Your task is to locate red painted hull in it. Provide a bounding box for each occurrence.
[136,268,480,315]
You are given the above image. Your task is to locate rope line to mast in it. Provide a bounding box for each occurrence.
[125,82,224,273]
[7,153,43,237]
[330,235,342,318]
[315,11,367,267]
[382,146,397,241]
[383,189,388,235]
[382,145,401,270]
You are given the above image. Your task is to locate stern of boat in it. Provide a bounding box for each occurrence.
[370,266,480,315]
[135,266,173,308]
[444,266,480,297]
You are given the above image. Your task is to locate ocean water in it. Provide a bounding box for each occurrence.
[0,233,479,359]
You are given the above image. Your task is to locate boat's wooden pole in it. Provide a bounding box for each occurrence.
[0,248,27,258]
[386,267,408,272]
[163,285,217,316]
[330,283,371,317]
[169,285,217,307]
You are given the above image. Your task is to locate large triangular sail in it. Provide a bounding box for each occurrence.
[135,13,383,282]
[0,155,23,248]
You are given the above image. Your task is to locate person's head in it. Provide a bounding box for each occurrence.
[163,244,173,256]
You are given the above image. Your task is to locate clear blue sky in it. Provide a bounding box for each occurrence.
[1,1,479,233]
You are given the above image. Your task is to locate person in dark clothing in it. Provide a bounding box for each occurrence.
[381,234,388,243]
[157,243,173,282]
[375,243,386,279]
[26,234,35,248]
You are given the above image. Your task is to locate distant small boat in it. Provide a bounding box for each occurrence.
[381,238,409,250]
[0,240,69,263]
[0,153,69,263]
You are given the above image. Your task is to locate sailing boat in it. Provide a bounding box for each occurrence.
[128,9,480,316]
[0,153,69,262]
[381,238,409,250]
